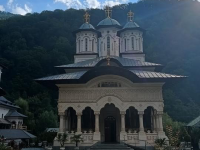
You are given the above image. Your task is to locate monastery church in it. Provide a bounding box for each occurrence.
[37,7,185,147]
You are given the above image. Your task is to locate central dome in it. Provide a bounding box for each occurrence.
[79,23,95,30]
[97,17,121,29]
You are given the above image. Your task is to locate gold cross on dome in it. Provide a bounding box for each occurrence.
[127,10,134,22]
[84,11,90,23]
[105,6,112,18]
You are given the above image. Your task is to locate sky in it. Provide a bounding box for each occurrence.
[0,0,138,15]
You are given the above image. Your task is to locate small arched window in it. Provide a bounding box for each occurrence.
[85,38,88,51]
[131,37,134,50]
[138,38,141,50]
[124,39,126,51]
[78,40,80,52]
[92,39,95,51]
[107,36,110,54]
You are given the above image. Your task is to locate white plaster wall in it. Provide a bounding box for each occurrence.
[98,27,120,57]
[120,30,143,53]
[0,107,9,118]
[74,55,98,63]
[76,31,98,54]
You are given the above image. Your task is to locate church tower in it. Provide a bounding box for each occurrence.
[73,12,100,63]
[97,6,121,57]
[118,10,145,61]
[37,7,186,148]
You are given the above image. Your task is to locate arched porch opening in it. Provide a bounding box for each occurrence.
[144,106,155,132]
[100,103,120,143]
[65,107,77,132]
[81,107,95,132]
[125,107,139,132]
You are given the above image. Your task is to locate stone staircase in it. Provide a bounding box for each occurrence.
[88,143,134,150]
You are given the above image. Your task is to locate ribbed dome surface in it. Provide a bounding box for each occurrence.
[123,21,140,29]
[79,23,95,30]
[97,17,121,27]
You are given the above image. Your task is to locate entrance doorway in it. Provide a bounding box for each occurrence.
[104,116,116,143]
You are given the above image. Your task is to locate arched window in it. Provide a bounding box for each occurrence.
[131,37,134,50]
[107,36,110,54]
[138,38,141,50]
[85,38,88,51]
[78,40,80,52]
[124,39,126,51]
[92,39,94,51]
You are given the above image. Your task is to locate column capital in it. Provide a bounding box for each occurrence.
[120,111,126,115]
[76,112,82,116]
[58,112,65,116]
[138,111,144,115]
[94,111,100,115]
[157,111,163,115]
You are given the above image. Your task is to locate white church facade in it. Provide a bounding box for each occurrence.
[37,7,185,147]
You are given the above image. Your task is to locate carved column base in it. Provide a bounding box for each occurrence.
[93,132,101,141]
[75,132,82,135]
[120,131,127,141]
[158,131,168,140]
[139,131,146,141]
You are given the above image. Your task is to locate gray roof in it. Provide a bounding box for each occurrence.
[36,70,185,81]
[45,128,59,132]
[36,71,86,81]
[187,115,200,127]
[0,96,19,109]
[56,56,162,68]
[97,17,121,27]
[79,23,95,30]
[0,119,11,124]
[130,70,185,79]
[0,129,36,139]
[5,110,27,118]
[123,21,140,29]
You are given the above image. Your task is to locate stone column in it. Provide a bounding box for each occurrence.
[59,112,65,132]
[94,112,100,132]
[138,111,144,132]
[76,112,82,134]
[158,112,163,132]
[93,111,101,141]
[120,111,127,141]
[156,114,160,132]
[120,111,126,132]
[153,115,157,132]
[138,111,146,141]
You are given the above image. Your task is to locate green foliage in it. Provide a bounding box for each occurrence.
[0,143,9,150]
[39,132,57,144]
[155,138,167,148]
[37,111,58,133]
[163,113,191,146]
[70,134,83,147]
[57,133,68,147]
[0,0,199,136]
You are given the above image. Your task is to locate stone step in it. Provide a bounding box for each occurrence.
[88,143,133,150]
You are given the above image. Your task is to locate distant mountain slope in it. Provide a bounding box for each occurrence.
[0,12,16,20]
[0,0,199,134]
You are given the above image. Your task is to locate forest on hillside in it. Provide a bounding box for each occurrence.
[0,0,200,136]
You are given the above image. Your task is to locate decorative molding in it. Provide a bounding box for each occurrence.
[59,88,163,103]
[138,111,144,115]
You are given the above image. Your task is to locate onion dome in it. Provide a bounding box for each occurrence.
[73,12,101,37]
[96,6,121,29]
[117,10,145,36]
[79,23,95,30]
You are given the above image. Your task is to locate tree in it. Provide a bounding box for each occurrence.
[70,135,83,147]
[37,111,58,132]
[57,132,68,147]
